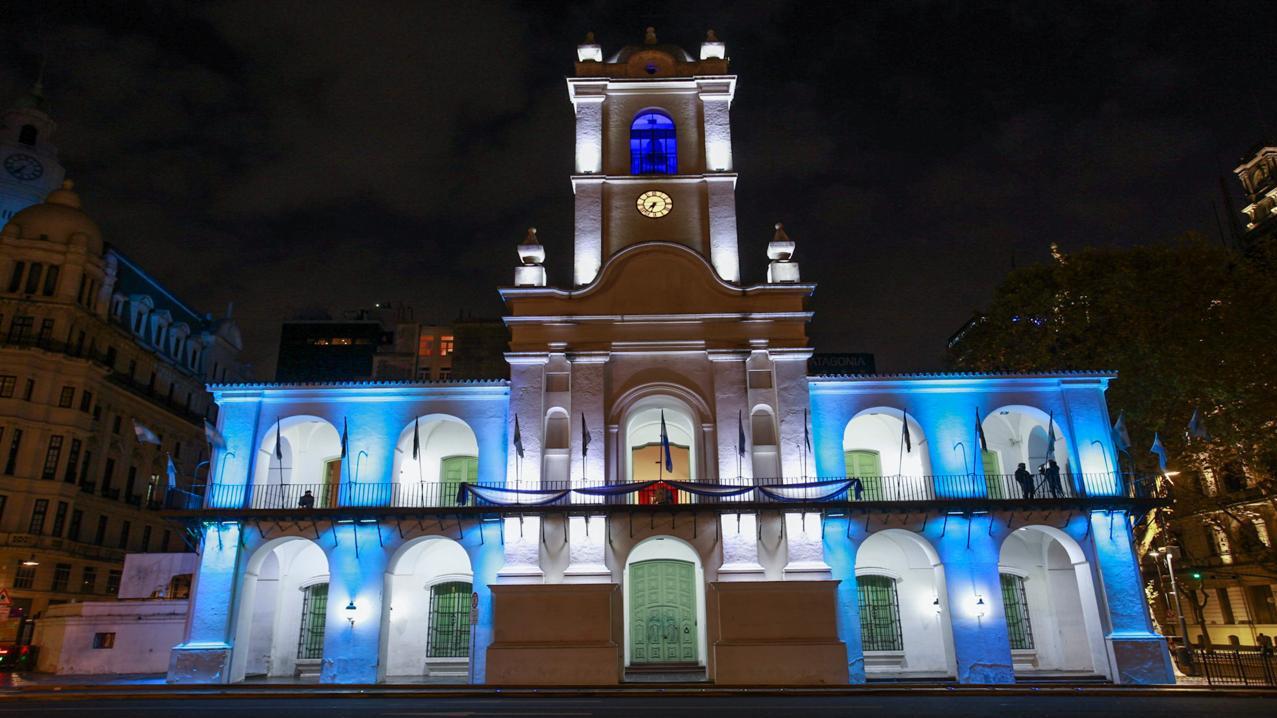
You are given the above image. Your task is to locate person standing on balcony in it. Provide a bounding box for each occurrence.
[298,490,315,509]
[1044,460,1064,498]
[1014,463,1035,499]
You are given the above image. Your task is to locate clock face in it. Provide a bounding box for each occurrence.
[4,153,43,181]
[636,190,672,218]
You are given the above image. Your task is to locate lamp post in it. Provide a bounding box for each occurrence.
[1159,545,1193,667]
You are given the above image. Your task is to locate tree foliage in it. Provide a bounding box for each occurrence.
[946,235,1277,481]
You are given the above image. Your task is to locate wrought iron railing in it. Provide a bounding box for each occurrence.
[170,472,1156,511]
[1194,647,1277,687]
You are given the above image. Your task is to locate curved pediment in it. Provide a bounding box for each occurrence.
[568,242,744,314]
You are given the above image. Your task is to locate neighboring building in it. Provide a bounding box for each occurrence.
[165,29,1172,686]
[0,89,246,646]
[275,318,387,382]
[1235,144,1277,251]
[31,552,194,674]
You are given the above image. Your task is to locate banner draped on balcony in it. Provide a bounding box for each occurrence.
[455,478,852,507]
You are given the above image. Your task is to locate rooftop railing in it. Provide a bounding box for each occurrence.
[168,472,1158,512]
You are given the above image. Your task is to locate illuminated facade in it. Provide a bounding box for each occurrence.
[167,29,1173,685]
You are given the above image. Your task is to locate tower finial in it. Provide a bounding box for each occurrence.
[706,29,718,42]
[584,31,595,44]
[514,227,547,286]
[644,27,657,45]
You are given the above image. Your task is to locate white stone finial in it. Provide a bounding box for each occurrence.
[578,31,602,62]
[766,222,800,283]
[515,227,547,287]
[701,29,725,60]
[644,27,658,45]
[518,227,544,265]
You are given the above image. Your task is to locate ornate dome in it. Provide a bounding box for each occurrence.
[607,27,694,63]
[0,180,104,254]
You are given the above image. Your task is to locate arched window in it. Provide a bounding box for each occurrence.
[296,582,328,660]
[18,125,37,146]
[428,581,472,657]
[857,575,903,652]
[630,111,677,175]
[1000,573,1034,650]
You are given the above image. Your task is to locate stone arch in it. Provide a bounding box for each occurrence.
[749,404,780,480]
[855,529,956,678]
[842,408,933,500]
[391,414,478,507]
[229,536,330,682]
[613,386,705,492]
[542,407,570,485]
[981,405,1073,484]
[252,416,342,509]
[380,536,475,682]
[998,525,1108,677]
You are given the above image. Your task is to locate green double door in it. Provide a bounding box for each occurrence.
[441,456,478,506]
[845,449,882,499]
[629,559,697,664]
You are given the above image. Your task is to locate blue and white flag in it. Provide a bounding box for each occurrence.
[1112,412,1132,454]
[132,419,161,446]
[975,407,989,452]
[340,417,349,459]
[581,412,591,458]
[737,410,746,458]
[512,415,524,459]
[1045,410,1057,461]
[659,410,673,472]
[1150,432,1168,474]
[166,453,178,491]
[1187,408,1211,442]
[803,409,812,453]
[203,419,226,450]
[901,409,912,454]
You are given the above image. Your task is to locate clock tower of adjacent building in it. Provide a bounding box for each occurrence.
[0,82,66,227]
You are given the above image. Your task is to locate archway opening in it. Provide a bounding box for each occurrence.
[749,406,780,481]
[230,537,329,682]
[382,537,474,682]
[982,406,1073,499]
[253,417,342,509]
[999,526,1107,677]
[392,415,478,507]
[854,530,956,678]
[842,409,932,500]
[623,537,707,670]
[624,396,698,504]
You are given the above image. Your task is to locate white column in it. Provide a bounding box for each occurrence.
[571,354,608,484]
[773,352,814,481]
[710,352,750,482]
[700,77,740,284]
[564,515,610,583]
[498,516,543,584]
[720,513,765,580]
[699,79,735,172]
[783,512,832,580]
[570,87,605,174]
[572,177,604,286]
[506,355,546,487]
[706,175,740,283]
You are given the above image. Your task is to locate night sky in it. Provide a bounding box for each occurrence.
[2,1,1272,378]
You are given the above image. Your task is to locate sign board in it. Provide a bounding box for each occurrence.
[470,592,479,625]
[808,352,876,375]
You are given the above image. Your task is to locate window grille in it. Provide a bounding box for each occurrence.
[630,111,677,175]
[857,575,903,651]
[296,582,328,660]
[1001,573,1034,650]
[427,581,472,658]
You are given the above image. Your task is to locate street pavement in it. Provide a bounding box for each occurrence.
[0,691,1273,717]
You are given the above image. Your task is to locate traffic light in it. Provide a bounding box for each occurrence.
[1190,571,1203,581]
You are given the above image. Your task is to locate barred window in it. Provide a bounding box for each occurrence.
[427,581,472,658]
[630,111,677,175]
[1000,573,1034,650]
[297,582,328,660]
[856,575,903,652]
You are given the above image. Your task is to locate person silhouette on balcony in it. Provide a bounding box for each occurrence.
[1044,460,1064,498]
[1014,463,1035,499]
[298,490,315,509]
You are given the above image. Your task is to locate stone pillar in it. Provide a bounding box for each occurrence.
[1061,383,1123,495]
[1090,511,1175,683]
[564,516,610,583]
[911,399,981,498]
[571,354,607,484]
[320,523,388,684]
[706,175,739,283]
[498,517,543,584]
[167,523,243,683]
[719,513,764,581]
[710,352,749,482]
[932,515,1015,684]
[772,353,813,481]
[822,515,865,683]
[507,356,546,487]
[783,512,831,580]
[572,178,603,286]
[467,523,505,684]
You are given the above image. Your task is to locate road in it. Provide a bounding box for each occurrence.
[0,692,1273,717]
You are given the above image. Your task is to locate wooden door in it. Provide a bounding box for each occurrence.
[440,456,478,506]
[844,449,883,499]
[629,559,697,664]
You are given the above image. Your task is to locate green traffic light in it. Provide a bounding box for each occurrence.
[1191,572,1202,580]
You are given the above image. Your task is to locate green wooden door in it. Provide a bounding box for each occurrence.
[440,456,478,506]
[630,559,697,664]
[845,449,883,499]
[981,450,1004,498]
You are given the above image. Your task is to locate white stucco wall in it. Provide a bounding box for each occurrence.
[383,538,473,678]
[856,531,955,675]
[34,600,188,674]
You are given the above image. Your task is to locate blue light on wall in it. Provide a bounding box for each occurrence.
[630,111,677,175]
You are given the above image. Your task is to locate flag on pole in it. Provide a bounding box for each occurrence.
[737,410,747,457]
[274,417,283,460]
[513,415,524,459]
[1112,412,1132,454]
[975,407,988,452]
[340,417,349,459]
[132,419,162,446]
[412,416,420,460]
[901,409,912,453]
[1045,410,1057,461]
[1150,432,1169,474]
[581,412,591,458]
[803,409,812,453]
[1187,408,1211,441]
[166,453,178,491]
[203,419,226,450]
[659,410,673,472]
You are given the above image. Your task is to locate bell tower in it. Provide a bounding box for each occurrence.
[0,81,66,227]
[567,28,739,285]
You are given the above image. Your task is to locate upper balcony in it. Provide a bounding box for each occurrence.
[164,471,1164,518]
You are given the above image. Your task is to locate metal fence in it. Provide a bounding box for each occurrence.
[171,472,1154,511]
[1194,648,1277,687]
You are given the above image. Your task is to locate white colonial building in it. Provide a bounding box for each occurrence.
[165,29,1174,686]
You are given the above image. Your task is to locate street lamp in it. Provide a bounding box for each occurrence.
[345,599,358,627]
[1159,546,1193,666]
[19,555,38,567]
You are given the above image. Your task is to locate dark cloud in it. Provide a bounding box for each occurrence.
[2,0,1273,376]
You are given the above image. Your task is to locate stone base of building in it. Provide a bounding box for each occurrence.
[486,583,621,685]
[709,580,848,685]
[167,643,232,684]
[1108,634,1175,684]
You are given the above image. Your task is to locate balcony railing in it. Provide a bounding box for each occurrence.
[169,472,1157,512]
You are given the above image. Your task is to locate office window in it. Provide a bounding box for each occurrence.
[36,317,54,343]
[41,266,59,296]
[92,632,115,649]
[174,441,182,460]
[51,501,68,537]
[117,520,131,550]
[4,428,22,474]
[57,386,75,408]
[125,466,137,501]
[63,439,81,484]
[162,529,172,552]
[0,375,16,397]
[440,335,454,356]
[22,378,33,401]
[51,563,71,592]
[101,458,115,491]
[106,569,121,595]
[41,435,63,479]
[94,515,108,546]
[14,562,35,589]
[67,508,83,542]
[111,415,121,434]
[7,261,24,292]
[23,263,42,294]
[7,315,32,342]
[27,499,48,534]
[79,390,93,412]
[80,565,97,593]
[418,334,434,356]
[141,524,152,552]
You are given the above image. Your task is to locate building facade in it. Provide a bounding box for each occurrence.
[167,30,1173,686]
[0,89,246,645]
